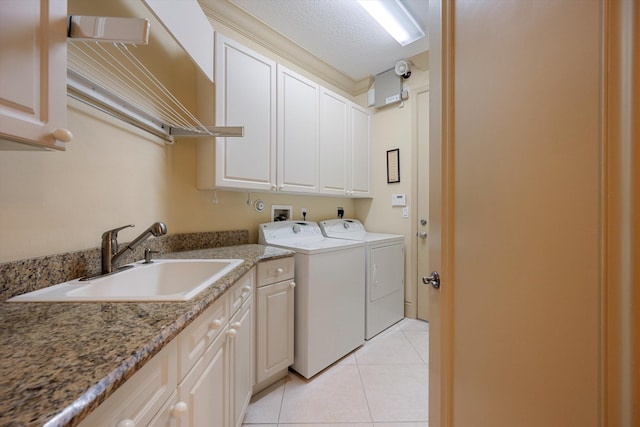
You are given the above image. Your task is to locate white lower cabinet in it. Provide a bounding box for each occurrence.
[229,297,254,427]
[254,258,295,393]
[79,268,255,427]
[77,340,179,427]
[178,324,229,427]
[148,392,180,426]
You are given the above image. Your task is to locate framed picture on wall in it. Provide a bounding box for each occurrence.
[387,148,400,183]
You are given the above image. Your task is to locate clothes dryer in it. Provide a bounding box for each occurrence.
[319,219,404,339]
[258,221,365,379]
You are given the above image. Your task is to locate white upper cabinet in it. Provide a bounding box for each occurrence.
[142,0,214,82]
[214,34,277,191]
[319,90,372,197]
[277,65,320,193]
[319,88,349,195]
[201,34,371,197]
[0,0,71,150]
[349,102,372,197]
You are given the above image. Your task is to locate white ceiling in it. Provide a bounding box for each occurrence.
[225,0,429,81]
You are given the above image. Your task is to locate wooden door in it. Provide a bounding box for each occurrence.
[429,1,603,426]
[416,87,430,321]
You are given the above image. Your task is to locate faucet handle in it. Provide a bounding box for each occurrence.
[101,224,134,242]
[102,224,135,254]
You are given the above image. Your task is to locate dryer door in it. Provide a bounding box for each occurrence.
[369,243,404,301]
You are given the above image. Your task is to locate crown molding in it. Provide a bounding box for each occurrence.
[199,0,371,96]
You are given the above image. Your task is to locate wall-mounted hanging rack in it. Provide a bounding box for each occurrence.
[66,11,243,142]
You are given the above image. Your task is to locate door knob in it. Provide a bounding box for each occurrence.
[418,231,427,239]
[423,271,440,289]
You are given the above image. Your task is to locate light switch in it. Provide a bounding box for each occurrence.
[402,207,409,218]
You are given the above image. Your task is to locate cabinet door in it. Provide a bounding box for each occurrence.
[78,341,178,427]
[277,65,319,193]
[0,0,69,150]
[229,298,254,427]
[148,391,180,427]
[256,280,295,385]
[349,103,372,196]
[215,34,276,191]
[178,295,227,380]
[178,326,229,427]
[319,88,349,195]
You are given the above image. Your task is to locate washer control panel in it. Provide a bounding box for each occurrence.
[259,221,324,243]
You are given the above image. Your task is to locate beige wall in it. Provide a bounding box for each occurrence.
[167,138,355,244]
[355,68,429,318]
[0,99,171,262]
[0,13,424,316]
[0,97,355,263]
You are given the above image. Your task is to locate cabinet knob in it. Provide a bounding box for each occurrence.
[227,328,237,337]
[210,318,223,330]
[278,185,284,191]
[52,128,73,142]
[231,321,242,329]
[275,268,284,274]
[241,285,252,297]
[116,420,135,427]
[270,184,277,191]
[290,282,296,288]
[171,401,188,418]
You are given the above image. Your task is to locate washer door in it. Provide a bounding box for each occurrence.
[369,243,404,301]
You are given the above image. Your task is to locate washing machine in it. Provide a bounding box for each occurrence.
[319,219,405,340]
[258,220,365,379]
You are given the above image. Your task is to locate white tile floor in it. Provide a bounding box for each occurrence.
[242,318,429,427]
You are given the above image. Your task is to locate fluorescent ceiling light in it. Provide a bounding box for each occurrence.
[357,0,425,47]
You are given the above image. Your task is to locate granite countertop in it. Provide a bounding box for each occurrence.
[0,244,294,427]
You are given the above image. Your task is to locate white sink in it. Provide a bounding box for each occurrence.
[7,259,244,302]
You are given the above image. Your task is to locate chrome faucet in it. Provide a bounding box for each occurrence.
[101,222,167,274]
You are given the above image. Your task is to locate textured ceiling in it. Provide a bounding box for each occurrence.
[227,0,428,81]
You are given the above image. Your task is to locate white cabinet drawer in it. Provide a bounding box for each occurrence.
[229,270,255,316]
[256,257,294,286]
[78,340,178,427]
[178,295,228,379]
